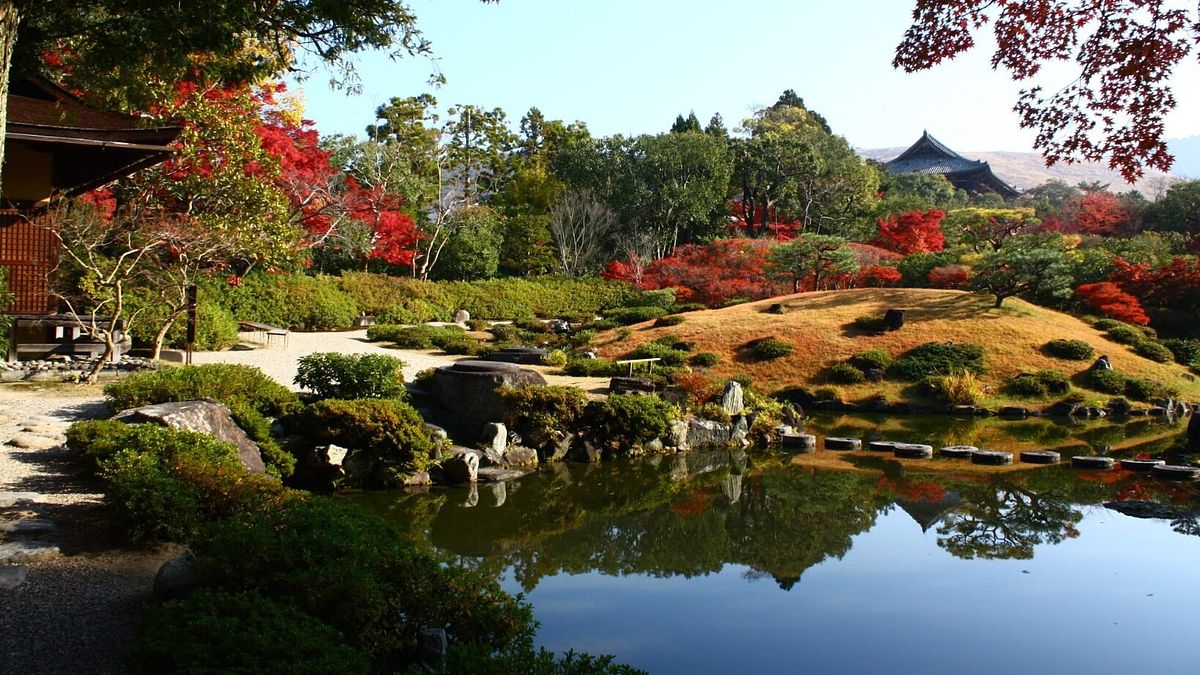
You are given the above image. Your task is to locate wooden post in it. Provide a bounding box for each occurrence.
[185,284,197,364]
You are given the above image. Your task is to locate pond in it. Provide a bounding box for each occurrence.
[357,415,1200,675]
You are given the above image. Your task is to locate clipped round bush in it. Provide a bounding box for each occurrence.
[1105,325,1144,345]
[1044,339,1095,361]
[543,349,569,368]
[748,337,793,360]
[653,314,686,328]
[1133,340,1174,364]
[696,402,732,425]
[671,302,708,313]
[563,358,624,377]
[605,306,668,325]
[852,314,888,332]
[295,353,406,400]
[1035,369,1071,394]
[850,349,892,371]
[887,342,986,381]
[1009,374,1049,397]
[828,362,866,384]
[627,342,690,367]
[582,394,677,455]
[1089,368,1128,395]
[689,352,720,368]
[292,399,439,480]
[1125,377,1169,402]
[501,385,587,451]
[1162,338,1200,366]
[1092,318,1123,332]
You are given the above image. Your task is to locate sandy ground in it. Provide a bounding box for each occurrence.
[0,330,608,673]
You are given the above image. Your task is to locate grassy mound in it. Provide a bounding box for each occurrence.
[594,289,1200,406]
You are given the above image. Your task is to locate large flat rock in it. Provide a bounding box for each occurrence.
[113,399,266,474]
[0,541,61,564]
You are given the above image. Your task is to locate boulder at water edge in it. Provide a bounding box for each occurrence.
[431,361,547,443]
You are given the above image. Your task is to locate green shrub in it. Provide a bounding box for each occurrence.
[1105,325,1144,345]
[488,323,522,344]
[582,394,677,455]
[1010,370,1070,397]
[466,318,490,331]
[128,590,370,675]
[206,273,358,330]
[290,399,439,480]
[696,402,732,425]
[126,294,240,352]
[689,352,720,367]
[190,498,534,657]
[1089,368,1128,395]
[103,364,300,476]
[850,349,892,371]
[1133,340,1174,364]
[924,371,984,406]
[828,363,866,384]
[1162,338,1200,366]
[294,353,406,400]
[653,315,686,328]
[747,337,793,360]
[1092,318,1123,332]
[627,342,689,367]
[1125,377,1170,402]
[412,367,437,390]
[1044,339,1095,361]
[812,387,842,402]
[888,342,986,381]
[627,288,676,308]
[66,419,140,470]
[671,303,708,313]
[86,424,287,541]
[543,349,569,367]
[852,314,888,332]
[564,358,624,377]
[605,306,668,325]
[501,386,588,452]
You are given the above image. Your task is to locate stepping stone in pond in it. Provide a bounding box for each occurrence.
[0,565,28,591]
[867,440,899,452]
[893,444,934,459]
[1020,451,1061,464]
[824,437,862,451]
[1071,456,1115,470]
[939,446,977,459]
[1150,464,1200,481]
[6,434,61,450]
[0,541,61,564]
[0,519,56,536]
[0,492,41,508]
[972,450,1013,466]
[781,433,816,452]
[1119,458,1165,472]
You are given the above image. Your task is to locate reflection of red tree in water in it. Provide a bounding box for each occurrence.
[876,477,946,503]
[670,489,717,517]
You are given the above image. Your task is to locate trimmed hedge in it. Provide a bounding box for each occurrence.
[828,363,866,384]
[294,353,407,400]
[747,337,793,360]
[582,394,677,456]
[1044,339,1095,361]
[501,385,588,453]
[689,352,720,367]
[1009,370,1071,397]
[1133,340,1174,364]
[287,398,440,479]
[1089,369,1128,395]
[627,342,689,367]
[850,350,892,371]
[1163,338,1200,366]
[205,273,358,331]
[888,342,986,381]
[1105,325,1145,345]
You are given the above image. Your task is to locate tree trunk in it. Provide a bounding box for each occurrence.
[0,1,20,196]
[993,295,1005,309]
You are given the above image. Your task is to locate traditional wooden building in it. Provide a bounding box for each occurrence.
[885,131,1020,200]
[1,77,180,314]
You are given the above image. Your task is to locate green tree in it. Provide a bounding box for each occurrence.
[943,207,1040,252]
[670,112,702,134]
[704,113,728,139]
[1142,180,1200,238]
[443,103,517,200]
[627,131,733,256]
[971,235,1074,308]
[432,204,503,281]
[767,234,859,293]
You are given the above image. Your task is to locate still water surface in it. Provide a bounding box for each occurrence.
[361,416,1200,674]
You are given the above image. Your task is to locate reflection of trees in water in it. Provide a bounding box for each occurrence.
[936,480,1082,560]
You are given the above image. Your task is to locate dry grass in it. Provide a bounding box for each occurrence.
[594,288,1200,405]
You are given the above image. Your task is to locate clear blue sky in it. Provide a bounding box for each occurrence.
[291,0,1200,153]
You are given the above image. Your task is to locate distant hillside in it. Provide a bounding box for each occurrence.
[1167,136,1200,179]
[860,147,1180,197]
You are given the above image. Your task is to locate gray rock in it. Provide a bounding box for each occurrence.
[781,404,804,428]
[7,434,62,450]
[402,472,432,487]
[1043,401,1079,417]
[453,309,470,324]
[863,368,887,382]
[1091,355,1113,371]
[546,432,575,462]
[686,418,732,449]
[0,492,40,508]
[730,415,750,445]
[113,399,266,474]
[644,437,665,454]
[480,423,508,464]
[665,420,690,449]
[721,381,744,416]
[154,555,201,600]
[315,444,349,468]
[884,308,906,331]
[423,424,449,443]
[0,541,61,564]
[0,519,56,536]
[442,450,480,484]
[0,565,28,590]
[998,406,1029,418]
[502,445,538,467]
[609,376,655,394]
[487,347,549,365]
[582,439,603,463]
[340,449,377,487]
[477,467,528,482]
[430,361,547,443]
[1106,398,1132,415]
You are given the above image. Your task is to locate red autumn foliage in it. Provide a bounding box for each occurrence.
[1108,256,1200,315]
[728,201,801,240]
[672,373,722,407]
[670,489,718,517]
[848,242,903,266]
[854,265,902,288]
[1068,192,1128,236]
[927,264,972,289]
[875,476,947,503]
[874,209,946,254]
[601,260,636,283]
[640,238,783,307]
[1074,282,1151,325]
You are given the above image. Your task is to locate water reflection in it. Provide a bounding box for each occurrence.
[360,433,1199,591]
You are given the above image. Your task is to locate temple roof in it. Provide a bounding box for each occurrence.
[5,77,182,197]
[886,131,1020,199]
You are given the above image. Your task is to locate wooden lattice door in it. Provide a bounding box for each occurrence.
[0,209,59,314]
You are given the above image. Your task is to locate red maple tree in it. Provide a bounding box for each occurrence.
[874,209,946,255]
[639,238,783,307]
[1074,282,1151,325]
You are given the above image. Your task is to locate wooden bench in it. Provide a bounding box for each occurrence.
[237,321,289,347]
[614,357,661,376]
